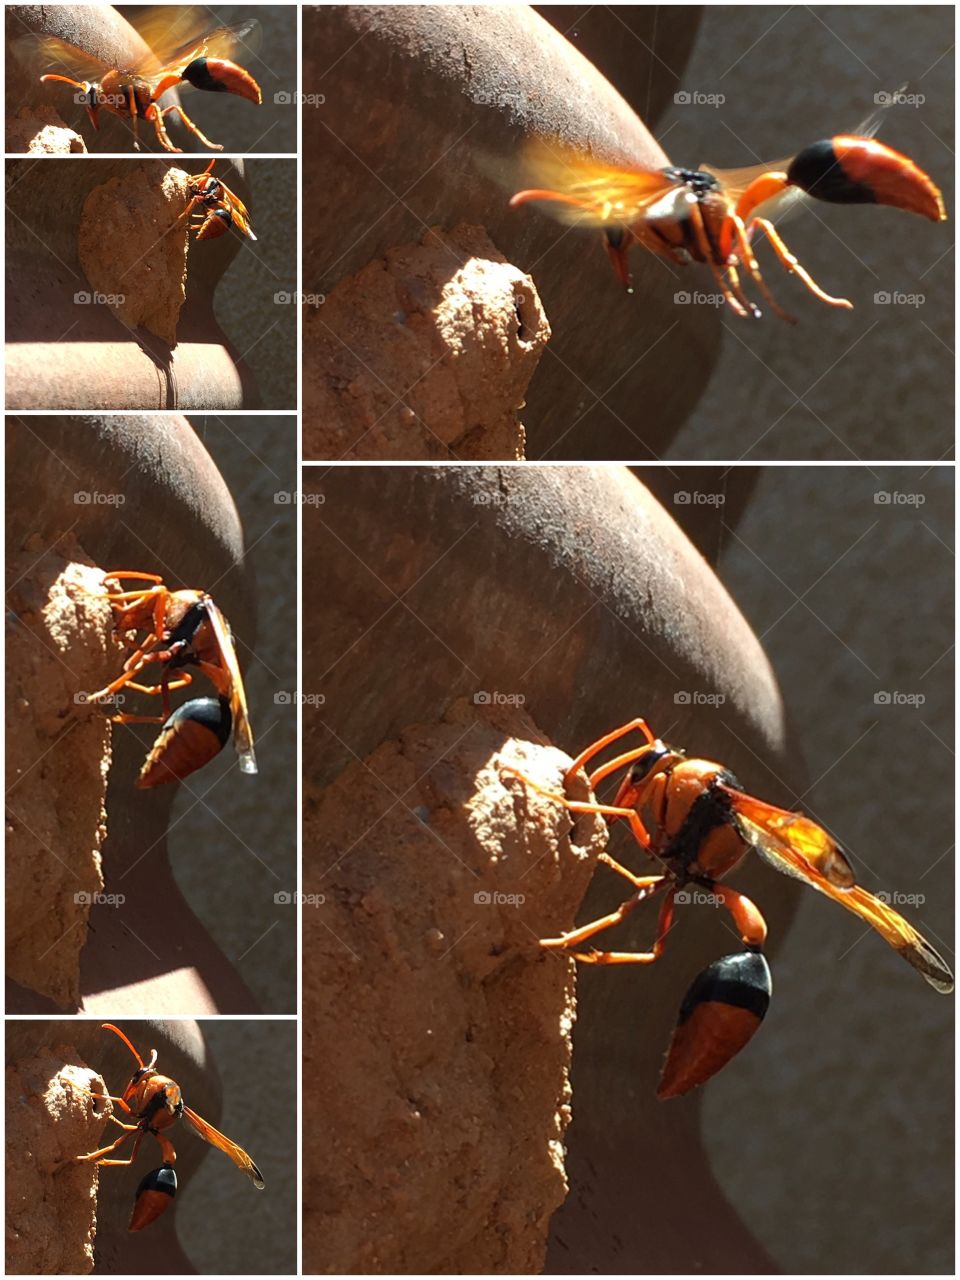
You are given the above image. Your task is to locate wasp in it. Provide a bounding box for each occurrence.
[510,100,946,322]
[72,1023,263,1231]
[24,12,261,153]
[504,718,953,1098]
[87,570,257,787]
[180,160,257,242]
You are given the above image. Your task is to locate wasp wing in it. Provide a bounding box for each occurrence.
[726,789,953,993]
[511,138,684,227]
[181,1105,264,1188]
[14,32,115,81]
[204,599,257,774]
[129,8,262,82]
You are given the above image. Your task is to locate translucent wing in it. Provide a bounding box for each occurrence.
[511,138,683,227]
[181,1105,264,1188]
[129,8,262,80]
[204,598,258,774]
[14,32,114,81]
[727,789,953,993]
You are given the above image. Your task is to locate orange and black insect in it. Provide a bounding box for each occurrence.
[510,100,946,322]
[180,160,257,242]
[87,570,257,787]
[73,1023,264,1231]
[504,718,953,1098]
[23,13,261,153]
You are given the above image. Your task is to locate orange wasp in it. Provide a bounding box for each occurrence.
[504,718,953,1098]
[87,570,257,787]
[510,99,946,321]
[180,160,258,242]
[24,12,261,152]
[73,1023,264,1231]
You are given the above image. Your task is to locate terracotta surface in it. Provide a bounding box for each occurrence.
[302,4,720,460]
[305,224,549,460]
[6,551,113,1009]
[78,166,190,346]
[5,416,258,1015]
[301,466,799,1273]
[5,159,259,409]
[304,701,604,1272]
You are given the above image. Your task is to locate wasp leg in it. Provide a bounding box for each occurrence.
[728,213,797,324]
[74,1126,142,1167]
[724,261,763,319]
[159,103,223,152]
[562,718,657,788]
[101,571,166,587]
[687,202,753,318]
[748,217,853,309]
[555,887,677,965]
[500,765,653,849]
[142,102,180,153]
[541,875,667,949]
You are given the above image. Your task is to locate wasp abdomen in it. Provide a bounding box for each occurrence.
[137,697,232,788]
[129,1163,177,1232]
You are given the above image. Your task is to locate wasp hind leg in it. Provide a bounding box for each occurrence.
[748,216,853,309]
[159,103,223,151]
[542,878,675,965]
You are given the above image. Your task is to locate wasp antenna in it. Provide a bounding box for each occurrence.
[101,1023,145,1069]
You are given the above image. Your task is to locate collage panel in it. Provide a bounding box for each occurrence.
[6,414,296,1016]
[6,156,296,410]
[5,4,296,154]
[301,4,952,461]
[6,1017,295,1274]
[300,463,952,1274]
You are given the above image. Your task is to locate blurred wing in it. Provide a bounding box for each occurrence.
[181,1105,264,1188]
[727,791,953,993]
[204,599,258,774]
[511,138,682,227]
[701,156,806,226]
[131,7,262,78]
[15,32,113,81]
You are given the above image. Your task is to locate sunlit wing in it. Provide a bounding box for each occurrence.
[130,8,262,83]
[726,791,953,993]
[219,182,257,240]
[511,138,682,227]
[181,1105,265,1188]
[14,32,114,81]
[204,599,258,774]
